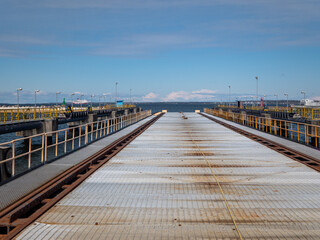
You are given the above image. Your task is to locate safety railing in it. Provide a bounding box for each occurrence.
[204,108,319,149]
[218,105,320,120]
[0,110,151,179]
[0,104,137,124]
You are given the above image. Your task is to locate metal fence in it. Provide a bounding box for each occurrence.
[217,105,320,120]
[0,110,151,178]
[204,108,319,149]
[0,104,136,124]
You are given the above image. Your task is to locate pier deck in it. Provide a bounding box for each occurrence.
[17,112,320,239]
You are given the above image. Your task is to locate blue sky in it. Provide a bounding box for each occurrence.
[0,0,320,103]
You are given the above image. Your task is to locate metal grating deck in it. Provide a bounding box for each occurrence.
[17,113,320,239]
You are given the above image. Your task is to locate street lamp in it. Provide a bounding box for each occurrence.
[34,90,40,107]
[274,94,278,110]
[17,88,23,109]
[71,93,75,110]
[115,82,118,103]
[228,85,231,107]
[56,92,61,107]
[130,89,132,105]
[90,94,94,108]
[99,96,102,108]
[255,76,258,105]
[284,93,289,112]
[301,91,306,102]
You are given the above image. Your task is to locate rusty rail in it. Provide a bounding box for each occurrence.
[199,112,320,172]
[0,113,164,239]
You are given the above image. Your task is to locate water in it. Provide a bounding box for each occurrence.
[137,102,215,113]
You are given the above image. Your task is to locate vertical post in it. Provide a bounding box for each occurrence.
[96,122,99,139]
[107,119,110,135]
[64,130,67,153]
[91,123,93,140]
[55,132,58,157]
[72,128,75,150]
[41,134,44,163]
[28,137,32,168]
[79,126,81,147]
[45,134,48,162]
[12,141,15,177]
[297,123,300,142]
[85,124,88,144]
[291,122,293,140]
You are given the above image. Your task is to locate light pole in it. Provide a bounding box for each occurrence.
[301,91,306,102]
[115,82,118,103]
[17,88,23,109]
[130,88,132,105]
[99,96,102,108]
[90,94,94,108]
[284,93,289,112]
[71,93,75,110]
[255,76,258,105]
[228,85,231,107]
[34,90,40,107]
[56,92,61,107]
[274,94,278,110]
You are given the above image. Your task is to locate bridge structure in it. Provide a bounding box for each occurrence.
[0,110,320,239]
[0,105,139,136]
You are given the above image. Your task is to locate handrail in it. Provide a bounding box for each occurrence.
[217,105,320,120]
[204,108,319,150]
[0,105,137,124]
[0,110,151,178]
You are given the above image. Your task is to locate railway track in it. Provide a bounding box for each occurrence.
[199,112,320,172]
[0,113,164,240]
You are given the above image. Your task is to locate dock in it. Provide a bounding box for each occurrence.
[7,112,320,239]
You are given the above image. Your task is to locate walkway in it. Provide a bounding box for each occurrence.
[17,112,320,239]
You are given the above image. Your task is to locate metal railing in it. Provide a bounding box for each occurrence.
[204,108,319,149]
[0,110,151,178]
[217,105,320,120]
[0,104,137,124]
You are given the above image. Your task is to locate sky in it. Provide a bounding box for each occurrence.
[0,0,320,103]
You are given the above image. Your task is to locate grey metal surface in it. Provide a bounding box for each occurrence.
[0,116,153,211]
[202,112,320,160]
[17,113,320,239]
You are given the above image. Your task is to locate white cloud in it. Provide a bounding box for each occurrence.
[192,89,216,94]
[163,90,215,102]
[142,92,159,101]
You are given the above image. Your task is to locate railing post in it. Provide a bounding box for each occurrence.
[55,132,58,157]
[85,124,88,144]
[107,119,110,135]
[12,141,15,177]
[72,128,75,150]
[79,126,82,147]
[64,130,67,153]
[41,134,45,163]
[45,134,48,162]
[28,138,32,168]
